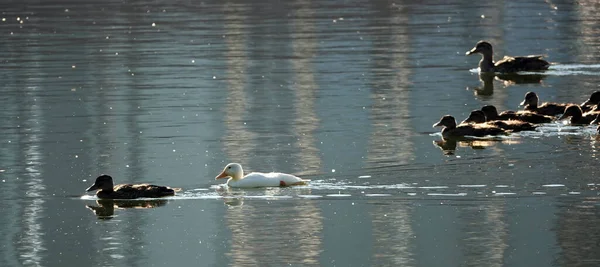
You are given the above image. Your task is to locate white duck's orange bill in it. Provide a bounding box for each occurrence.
[215,171,229,180]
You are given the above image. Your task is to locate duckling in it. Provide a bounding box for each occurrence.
[462,110,536,132]
[85,175,180,199]
[466,41,550,73]
[520,92,570,116]
[481,105,553,124]
[581,91,600,112]
[557,105,596,125]
[433,115,506,138]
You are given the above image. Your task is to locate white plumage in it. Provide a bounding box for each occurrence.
[215,163,309,188]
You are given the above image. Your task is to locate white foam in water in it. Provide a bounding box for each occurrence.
[364,193,392,197]
[458,184,486,188]
[494,192,516,196]
[427,193,467,197]
[532,192,547,195]
[418,186,449,189]
[358,175,371,179]
[298,195,323,199]
[542,184,565,187]
[568,192,581,195]
[495,185,509,188]
[326,194,352,197]
[169,195,222,200]
[244,195,293,199]
[471,64,600,76]
[551,64,600,69]
[407,193,417,196]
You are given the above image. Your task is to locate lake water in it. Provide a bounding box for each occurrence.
[1,0,600,266]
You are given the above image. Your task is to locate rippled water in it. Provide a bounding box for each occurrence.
[1,0,600,266]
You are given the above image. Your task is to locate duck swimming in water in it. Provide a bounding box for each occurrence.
[85,175,179,199]
[215,163,309,188]
[557,105,596,125]
[433,115,507,138]
[466,41,550,73]
[481,105,553,124]
[462,110,536,132]
[520,92,570,116]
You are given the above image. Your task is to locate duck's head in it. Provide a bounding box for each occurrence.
[582,91,600,107]
[433,115,457,129]
[216,163,244,180]
[461,110,487,124]
[466,41,493,56]
[520,92,539,107]
[86,175,115,192]
[481,105,499,119]
[558,105,582,121]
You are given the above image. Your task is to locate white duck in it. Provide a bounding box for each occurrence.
[215,163,309,188]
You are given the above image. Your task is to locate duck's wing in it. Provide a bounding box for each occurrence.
[538,103,568,116]
[114,183,176,198]
[513,111,554,123]
[230,172,307,187]
[495,55,550,72]
[491,120,536,132]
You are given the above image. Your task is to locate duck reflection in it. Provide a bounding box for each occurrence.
[215,186,246,207]
[433,138,521,155]
[471,72,546,96]
[85,199,168,219]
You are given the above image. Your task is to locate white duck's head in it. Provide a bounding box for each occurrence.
[215,163,244,180]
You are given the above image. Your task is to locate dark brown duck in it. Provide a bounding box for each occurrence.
[433,115,507,138]
[466,41,550,73]
[481,105,553,124]
[462,110,536,132]
[557,105,596,125]
[86,175,180,199]
[520,92,570,116]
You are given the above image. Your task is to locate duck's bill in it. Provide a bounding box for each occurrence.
[557,114,567,121]
[519,100,526,106]
[86,184,99,192]
[215,171,229,180]
[432,122,442,127]
[460,119,472,124]
[466,47,478,55]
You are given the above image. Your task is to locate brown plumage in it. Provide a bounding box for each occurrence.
[462,110,536,132]
[86,175,180,199]
[433,115,507,138]
[520,92,570,116]
[558,105,596,125]
[481,105,553,124]
[466,41,550,73]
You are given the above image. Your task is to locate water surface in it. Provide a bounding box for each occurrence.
[1,0,600,266]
